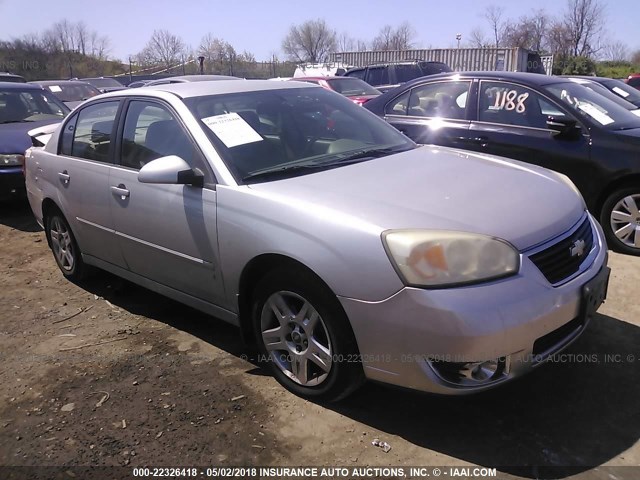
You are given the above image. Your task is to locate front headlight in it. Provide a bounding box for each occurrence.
[382,230,520,287]
[0,154,25,166]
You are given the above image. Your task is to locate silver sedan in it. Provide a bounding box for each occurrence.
[25,80,609,400]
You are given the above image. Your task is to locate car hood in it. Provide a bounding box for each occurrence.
[249,146,585,251]
[0,119,62,155]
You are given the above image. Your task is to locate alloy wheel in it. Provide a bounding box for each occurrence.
[610,194,640,249]
[260,291,333,387]
[50,217,75,272]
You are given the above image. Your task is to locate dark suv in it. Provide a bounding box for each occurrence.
[343,61,451,93]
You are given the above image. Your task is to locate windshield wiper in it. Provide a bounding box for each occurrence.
[0,119,32,124]
[242,164,324,183]
[241,146,414,183]
[323,146,414,164]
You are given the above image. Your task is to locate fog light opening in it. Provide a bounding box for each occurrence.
[428,356,508,386]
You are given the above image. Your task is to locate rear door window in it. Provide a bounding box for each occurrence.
[70,101,120,162]
[345,69,366,80]
[367,67,389,86]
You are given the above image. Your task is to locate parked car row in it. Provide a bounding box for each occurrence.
[363,71,640,256]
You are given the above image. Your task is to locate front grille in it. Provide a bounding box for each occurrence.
[529,217,594,285]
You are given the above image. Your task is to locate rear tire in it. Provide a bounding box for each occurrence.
[251,267,364,402]
[600,187,640,256]
[45,210,88,281]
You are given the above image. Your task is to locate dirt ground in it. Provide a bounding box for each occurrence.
[1,200,639,479]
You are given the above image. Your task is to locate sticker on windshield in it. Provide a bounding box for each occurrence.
[488,90,529,113]
[577,103,614,125]
[201,113,263,148]
[612,86,630,98]
[49,85,62,93]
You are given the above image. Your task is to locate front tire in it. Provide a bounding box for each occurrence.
[46,210,88,280]
[601,188,640,256]
[251,267,364,402]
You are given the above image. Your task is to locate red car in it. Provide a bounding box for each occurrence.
[292,76,381,105]
[626,74,640,90]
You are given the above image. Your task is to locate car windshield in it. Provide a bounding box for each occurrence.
[45,83,100,102]
[602,79,640,106]
[544,82,640,130]
[186,87,415,183]
[326,78,380,96]
[576,81,638,112]
[0,89,69,123]
[84,78,123,88]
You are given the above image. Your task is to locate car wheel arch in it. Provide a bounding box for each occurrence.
[236,253,345,347]
[596,173,640,214]
[41,198,63,247]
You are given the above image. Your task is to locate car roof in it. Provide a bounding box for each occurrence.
[397,71,570,88]
[158,75,240,82]
[0,81,44,90]
[294,76,355,81]
[99,79,319,99]
[559,75,617,83]
[30,80,94,86]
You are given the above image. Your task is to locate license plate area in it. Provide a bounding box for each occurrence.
[580,266,610,322]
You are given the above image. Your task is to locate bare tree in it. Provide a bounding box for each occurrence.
[372,22,416,50]
[281,19,337,63]
[356,40,369,51]
[75,22,88,56]
[336,32,356,52]
[600,41,629,62]
[564,0,606,57]
[371,25,394,50]
[468,28,489,48]
[484,5,506,48]
[546,20,573,55]
[502,10,549,51]
[88,32,110,60]
[199,34,234,62]
[138,29,186,69]
[632,50,640,65]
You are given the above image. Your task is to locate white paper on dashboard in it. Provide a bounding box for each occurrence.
[201,113,262,148]
[49,85,62,93]
[578,103,614,125]
[612,86,630,98]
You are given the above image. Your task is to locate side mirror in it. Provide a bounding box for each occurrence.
[547,116,579,137]
[138,155,204,187]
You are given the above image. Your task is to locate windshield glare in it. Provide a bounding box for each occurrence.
[0,89,69,123]
[326,78,380,96]
[187,87,415,182]
[603,79,640,106]
[47,83,100,102]
[85,78,123,88]
[545,82,640,130]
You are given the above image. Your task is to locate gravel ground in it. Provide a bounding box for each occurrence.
[1,200,638,479]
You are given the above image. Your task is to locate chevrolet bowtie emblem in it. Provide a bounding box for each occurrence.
[570,239,586,257]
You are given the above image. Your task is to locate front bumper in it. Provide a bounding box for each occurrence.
[0,166,25,199]
[339,213,608,394]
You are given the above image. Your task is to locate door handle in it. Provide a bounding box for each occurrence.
[110,184,130,199]
[58,170,70,184]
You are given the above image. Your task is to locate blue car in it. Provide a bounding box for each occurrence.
[0,82,69,200]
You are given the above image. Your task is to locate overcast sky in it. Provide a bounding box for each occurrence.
[0,0,637,61]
